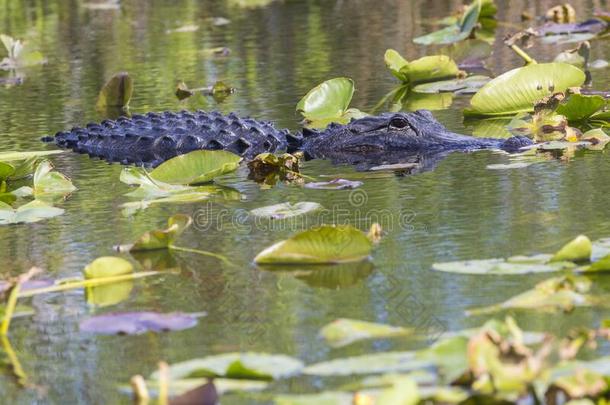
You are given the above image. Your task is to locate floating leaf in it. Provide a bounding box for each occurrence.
[296,78,366,126]
[80,312,199,335]
[0,162,15,181]
[165,25,199,34]
[136,377,267,397]
[467,275,595,315]
[413,0,483,45]
[304,178,362,190]
[432,254,575,275]
[384,49,409,82]
[128,214,192,252]
[467,63,586,116]
[550,235,592,263]
[150,150,241,185]
[413,75,490,94]
[254,225,373,265]
[84,256,134,279]
[0,200,64,225]
[96,72,133,110]
[0,150,63,162]
[319,318,412,348]
[275,392,353,405]
[249,202,322,220]
[554,42,590,68]
[555,93,606,122]
[247,153,302,186]
[581,129,610,150]
[152,353,303,381]
[0,34,46,69]
[376,377,420,405]
[32,160,76,195]
[384,51,460,85]
[303,351,431,376]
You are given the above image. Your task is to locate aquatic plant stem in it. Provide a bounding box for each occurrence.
[169,245,234,266]
[509,44,537,65]
[1,283,20,335]
[130,375,150,405]
[158,362,169,405]
[18,271,162,298]
[1,336,27,386]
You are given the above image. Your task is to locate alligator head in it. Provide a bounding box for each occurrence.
[300,110,532,169]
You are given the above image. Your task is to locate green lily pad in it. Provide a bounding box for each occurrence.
[254,225,373,264]
[376,377,420,405]
[129,214,192,251]
[432,254,575,275]
[413,0,483,45]
[249,202,323,220]
[296,78,366,127]
[555,93,606,121]
[84,256,134,279]
[150,150,241,185]
[275,392,354,405]
[151,353,304,381]
[581,129,610,150]
[32,160,76,195]
[303,351,432,376]
[384,51,460,85]
[467,275,595,315]
[0,200,64,225]
[550,235,592,263]
[296,77,354,121]
[412,75,490,94]
[96,72,133,110]
[402,92,454,111]
[0,162,15,181]
[319,318,413,348]
[133,378,267,398]
[0,150,63,162]
[417,335,469,383]
[384,49,410,82]
[467,63,586,116]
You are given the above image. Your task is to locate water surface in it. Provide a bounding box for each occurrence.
[0,0,609,403]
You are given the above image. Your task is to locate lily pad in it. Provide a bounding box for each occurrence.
[152,353,303,381]
[0,200,64,225]
[83,256,134,279]
[432,254,575,275]
[320,318,413,348]
[303,351,431,376]
[467,63,586,116]
[412,75,490,94]
[550,235,592,263]
[0,150,63,162]
[467,275,595,315]
[555,93,606,122]
[249,202,322,220]
[79,311,199,335]
[275,392,353,405]
[296,78,366,127]
[254,225,373,264]
[384,50,460,85]
[304,178,363,190]
[96,72,133,110]
[32,160,76,195]
[129,214,192,251]
[149,150,241,185]
[413,0,483,45]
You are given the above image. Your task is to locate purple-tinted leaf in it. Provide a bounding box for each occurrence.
[0,279,54,293]
[170,381,218,405]
[80,311,199,335]
[304,178,363,190]
[535,19,607,36]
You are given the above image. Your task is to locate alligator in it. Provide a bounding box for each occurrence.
[42,109,533,169]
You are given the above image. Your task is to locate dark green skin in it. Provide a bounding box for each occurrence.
[44,109,532,168]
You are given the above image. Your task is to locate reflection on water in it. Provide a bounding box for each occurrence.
[0,0,609,402]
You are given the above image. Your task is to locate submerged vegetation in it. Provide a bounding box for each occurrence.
[2,0,610,403]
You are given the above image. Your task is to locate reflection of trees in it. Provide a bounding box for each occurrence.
[0,0,606,402]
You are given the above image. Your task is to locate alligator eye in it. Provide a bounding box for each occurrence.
[389,117,410,129]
